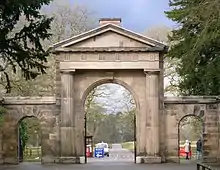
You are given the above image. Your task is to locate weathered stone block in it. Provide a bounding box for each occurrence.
[207,104,218,110]
[165,156,179,163]
[58,157,80,164]
[203,157,218,164]
[140,156,162,164]
[41,156,56,164]
[3,158,18,164]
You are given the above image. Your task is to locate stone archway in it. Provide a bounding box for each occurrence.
[178,114,204,163]
[0,97,58,164]
[17,115,41,162]
[81,78,139,163]
[58,70,163,164]
[164,97,219,163]
[1,105,46,164]
[52,18,167,164]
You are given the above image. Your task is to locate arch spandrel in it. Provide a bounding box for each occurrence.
[74,70,146,117]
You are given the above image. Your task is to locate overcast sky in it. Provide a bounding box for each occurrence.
[71,0,175,33]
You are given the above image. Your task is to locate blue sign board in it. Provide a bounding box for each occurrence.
[94,148,104,158]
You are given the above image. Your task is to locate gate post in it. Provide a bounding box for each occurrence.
[141,69,161,163]
[203,104,219,164]
[59,70,78,163]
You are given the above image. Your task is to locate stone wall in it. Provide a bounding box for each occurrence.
[0,95,219,165]
[163,96,220,164]
[0,97,59,164]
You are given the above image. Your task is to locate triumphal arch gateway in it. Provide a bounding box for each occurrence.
[0,18,219,164]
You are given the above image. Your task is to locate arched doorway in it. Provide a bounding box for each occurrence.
[178,114,204,164]
[82,80,138,164]
[18,116,41,162]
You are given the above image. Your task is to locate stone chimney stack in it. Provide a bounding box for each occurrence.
[99,18,122,26]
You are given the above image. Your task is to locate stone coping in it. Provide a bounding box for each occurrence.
[1,96,56,105]
[0,95,219,105]
[136,156,162,164]
[53,47,164,53]
[164,96,220,104]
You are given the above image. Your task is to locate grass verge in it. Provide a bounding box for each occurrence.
[23,147,41,162]
[121,142,134,152]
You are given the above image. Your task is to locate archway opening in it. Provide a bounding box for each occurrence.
[18,116,41,163]
[178,115,203,164]
[84,82,137,163]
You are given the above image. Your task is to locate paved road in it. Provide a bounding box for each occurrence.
[0,162,197,170]
[0,143,198,170]
[87,143,134,163]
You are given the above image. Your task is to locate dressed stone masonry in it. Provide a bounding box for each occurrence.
[163,96,220,164]
[0,18,219,165]
[0,97,59,164]
[51,18,167,164]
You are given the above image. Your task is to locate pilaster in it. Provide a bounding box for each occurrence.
[59,70,78,163]
[137,69,161,164]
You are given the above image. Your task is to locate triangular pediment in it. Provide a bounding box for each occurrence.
[65,30,153,48]
[51,24,167,51]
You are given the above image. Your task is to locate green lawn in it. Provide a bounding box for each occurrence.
[121,142,134,152]
[121,141,197,159]
[23,147,41,162]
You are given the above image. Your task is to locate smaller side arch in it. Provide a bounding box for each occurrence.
[17,115,39,124]
[17,116,41,162]
[1,103,57,164]
[16,106,46,124]
[178,114,204,128]
[177,114,204,163]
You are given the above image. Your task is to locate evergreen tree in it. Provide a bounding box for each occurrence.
[165,0,220,95]
[0,0,53,93]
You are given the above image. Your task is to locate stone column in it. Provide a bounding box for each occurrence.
[143,69,161,163]
[59,70,76,162]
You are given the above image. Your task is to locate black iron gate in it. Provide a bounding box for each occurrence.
[84,115,87,164]
[134,112,137,163]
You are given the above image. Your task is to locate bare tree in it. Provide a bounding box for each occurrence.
[85,83,136,142]
[0,2,97,96]
[144,25,180,96]
[143,25,171,43]
[179,116,203,141]
[42,0,97,45]
[85,85,115,139]
[119,89,136,113]
[89,84,121,114]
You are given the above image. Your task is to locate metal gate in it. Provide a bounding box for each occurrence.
[134,113,137,163]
